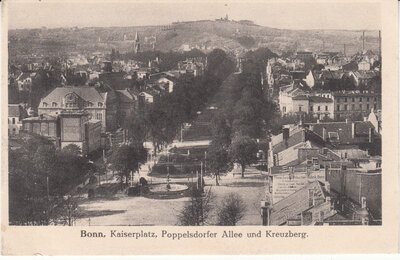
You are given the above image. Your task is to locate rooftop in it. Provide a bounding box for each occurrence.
[8,104,20,118]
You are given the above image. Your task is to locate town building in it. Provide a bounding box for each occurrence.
[332,91,381,120]
[38,86,118,132]
[22,114,59,146]
[22,111,102,155]
[349,70,380,87]
[8,104,23,136]
[266,180,336,226]
[306,120,381,156]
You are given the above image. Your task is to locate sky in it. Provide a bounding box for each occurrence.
[6,1,381,30]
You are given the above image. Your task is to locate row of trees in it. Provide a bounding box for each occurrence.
[125,49,236,156]
[106,49,236,190]
[207,49,277,180]
[9,138,91,225]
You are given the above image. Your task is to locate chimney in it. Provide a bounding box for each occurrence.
[325,183,330,193]
[283,128,290,147]
[318,211,324,222]
[368,127,373,143]
[351,123,356,139]
[361,196,367,209]
[322,127,327,141]
[343,43,346,56]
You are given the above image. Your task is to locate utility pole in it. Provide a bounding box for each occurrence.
[362,31,365,53]
[167,151,170,188]
[200,161,203,190]
[204,151,207,175]
[130,171,133,187]
[180,124,183,142]
[46,176,50,200]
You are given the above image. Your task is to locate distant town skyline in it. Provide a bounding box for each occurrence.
[7,1,381,30]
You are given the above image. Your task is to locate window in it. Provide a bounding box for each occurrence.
[43,102,48,107]
[312,158,318,165]
[12,118,15,124]
[299,106,302,112]
[337,105,340,111]
[98,102,103,107]
[374,104,377,110]
[366,104,369,110]
[328,132,339,141]
[308,190,314,207]
[352,104,355,110]
[52,102,57,107]
[318,106,321,111]
[325,106,328,111]
[310,106,313,111]
[374,97,377,101]
[96,113,102,120]
[344,97,347,102]
[376,162,382,168]
[352,98,355,102]
[344,104,348,110]
[367,97,370,102]
[359,104,362,110]
[282,106,286,113]
[359,97,362,102]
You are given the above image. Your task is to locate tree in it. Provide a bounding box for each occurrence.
[108,143,148,190]
[9,136,91,225]
[62,144,82,156]
[229,134,258,178]
[125,111,148,143]
[178,188,212,226]
[207,144,229,186]
[217,193,246,226]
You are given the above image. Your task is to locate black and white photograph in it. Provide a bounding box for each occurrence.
[5,0,386,229]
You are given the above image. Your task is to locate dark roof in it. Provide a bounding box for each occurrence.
[332,91,379,98]
[292,95,309,100]
[308,121,378,146]
[308,96,333,103]
[116,89,136,103]
[99,72,131,90]
[23,114,57,122]
[291,95,332,103]
[321,70,344,80]
[8,105,20,117]
[41,86,105,104]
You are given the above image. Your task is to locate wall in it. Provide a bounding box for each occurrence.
[310,101,334,119]
[272,170,326,203]
[333,94,381,120]
[326,169,381,218]
[86,121,102,154]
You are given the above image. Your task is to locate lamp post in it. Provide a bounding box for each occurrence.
[166,150,170,190]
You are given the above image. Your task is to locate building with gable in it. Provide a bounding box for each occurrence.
[38,86,118,132]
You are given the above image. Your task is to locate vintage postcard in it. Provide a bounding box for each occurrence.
[1,0,398,255]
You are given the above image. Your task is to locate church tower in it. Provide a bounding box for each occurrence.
[133,31,140,54]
